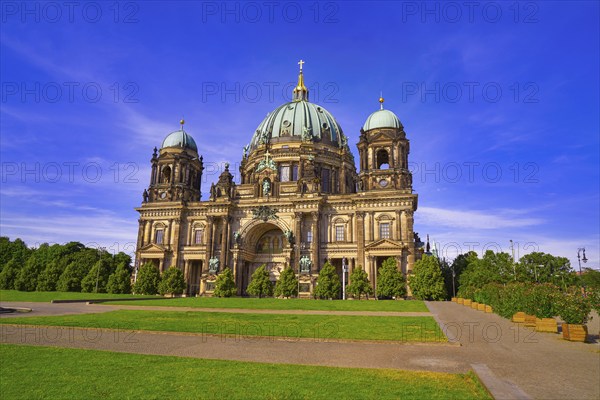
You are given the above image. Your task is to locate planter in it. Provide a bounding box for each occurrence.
[562,324,587,342]
[451,297,457,302]
[512,312,526,323]
[477,303,486,312]
[535,318,558,333]
[524,314,537,327]
[471,301,479,309]
[485,305,493,313]
[457,298,464,305]
[463,299,472,306]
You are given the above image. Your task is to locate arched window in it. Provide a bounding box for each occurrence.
[376,149,390,169]
[161,166,171,183]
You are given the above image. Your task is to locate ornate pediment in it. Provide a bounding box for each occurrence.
[364,239,404,250]
[139,243,168,253]
[252,205,279,222]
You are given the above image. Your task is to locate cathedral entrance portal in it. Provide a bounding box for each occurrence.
[238,222,290,295]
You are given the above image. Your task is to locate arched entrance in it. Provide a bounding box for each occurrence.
[237,221,292,295]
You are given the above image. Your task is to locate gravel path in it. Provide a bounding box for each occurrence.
[1,301,599,399]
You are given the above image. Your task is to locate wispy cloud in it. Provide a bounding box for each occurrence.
[418,206,544,230]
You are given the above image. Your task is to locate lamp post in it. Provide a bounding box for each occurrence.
[96,246,106,293]
[509,240,516,280]
[577,248,587,294]
[342,257,348,300]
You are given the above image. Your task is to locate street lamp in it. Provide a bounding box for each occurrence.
[577,248,587,294]
[96,246,106,293]
[509,240,516,280]
[342,257,348,300]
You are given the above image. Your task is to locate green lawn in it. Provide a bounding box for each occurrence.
[0,290,155,303]
[0,310,445,342]
[105,296,429,312]
[0,344,491,399]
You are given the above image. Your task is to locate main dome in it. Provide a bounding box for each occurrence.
[247,65,345,152]
[249,100,344,151]
[161,125,198,152]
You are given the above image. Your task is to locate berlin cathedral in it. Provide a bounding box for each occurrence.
[135,62,420,296]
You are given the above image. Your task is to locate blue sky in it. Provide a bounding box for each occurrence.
[1,1,598,269]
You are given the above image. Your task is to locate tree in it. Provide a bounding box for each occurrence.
[158,267,185,296]
[213,267,237,297]
[376,257,406,299]
[106,263,132,294]
[410,255,447,301]
[0,260,20,290]
[275,266,298,298]
[36,261,64,292]
[14,255,44,292]
[314,261,341,300]
[133,263,161,295]
[0,238,31,272]
[246,265,273,298]
[81,259,112,293]
[441,251,477,298]
[346,266,373,300]
[517,252,572,285]
[580,268,600,291]
[56,262,88,292]
[459,250,513,293]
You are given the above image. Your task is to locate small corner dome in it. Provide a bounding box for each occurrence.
[161,128,198,152]
[362,109,403,131]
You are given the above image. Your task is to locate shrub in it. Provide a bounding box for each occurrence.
[525,283,560,318]
[274,266,298,298]
[313,262,341,300]
[377,258,406,299]
[246,265,273,298]
[556,288,592,325]
[0,260,21,290]
[133,263,161,295]
[158,267,185,296]
[213,267,236,297]
[588,288,600,314]
[36,261,64,292]
[346,266,373,300]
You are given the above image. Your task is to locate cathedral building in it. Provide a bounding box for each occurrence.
[135,63,420,296]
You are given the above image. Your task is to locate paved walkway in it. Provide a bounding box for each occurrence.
[0,302,432,317]
[1,301,599,399]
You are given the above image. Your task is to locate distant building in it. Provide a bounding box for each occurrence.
[135,63,420,296]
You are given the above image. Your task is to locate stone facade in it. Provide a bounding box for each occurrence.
[135,67,419,297]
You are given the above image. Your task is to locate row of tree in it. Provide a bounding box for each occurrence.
[0,237,133,294]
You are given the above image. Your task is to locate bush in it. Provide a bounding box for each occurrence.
[274,266,298,298]
[346,266,373,300]
[588,288,600,314]
[133,263,161,295]
[525,283,560,318]
[158,267,185,296]
[556,288,592,325]
[376,258,406,299]
[314,262,341,300]
[106,263,132,294]
[36,261,64,292]
[410,255,446,301]
[213,267,236,297]
[246,265,273,298]
[0,260,21,290]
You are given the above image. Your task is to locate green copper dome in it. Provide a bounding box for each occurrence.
[249,100,344,152]
[161,128,198,152]
[362,109,403,131]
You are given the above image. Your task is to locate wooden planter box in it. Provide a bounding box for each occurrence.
[562,324,587,342]
[535,318,558,333]
[485,305,493,313]
[471,301,479,309]
[463,299,472,306]
[512,312,526,323]
[477,303,486,312]
[524,314,537,327]
[451,297,457,302]
[457,298,464,304]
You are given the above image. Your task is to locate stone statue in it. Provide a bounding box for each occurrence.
[262,179,271,197]
[302,126,313,142]
[210,183,216,200]
[299,256,312,274]
[233,231,241,245]
[208,257,220,274]
[142,189,148,202]
[284,230,294,245]
[243,144,249,159]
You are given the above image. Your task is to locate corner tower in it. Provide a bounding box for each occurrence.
[357,97,412,192]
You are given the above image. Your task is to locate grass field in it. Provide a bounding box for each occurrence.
[0,290,154,303]
[105,296,430,312]
[0,344,491,399]
[0,310,445,342]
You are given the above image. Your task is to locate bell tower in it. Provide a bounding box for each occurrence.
[144,120,204,203]
[357,97,412,192]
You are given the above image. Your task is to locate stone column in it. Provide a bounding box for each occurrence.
[348,214,353,242]
[401,211,409,242]
[220,216,229,269]
[205,216,214,268]
[311,211,319,271]
[171,220,181,268]
[143,220,151,246]
[159,258,164,273]
[184,260,190,295]
[356,212,365,269]
[136,219,144,249]
[294,212,303,273]
[369,211,375,242]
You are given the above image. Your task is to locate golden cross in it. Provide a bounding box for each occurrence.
[264,150,271,161]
